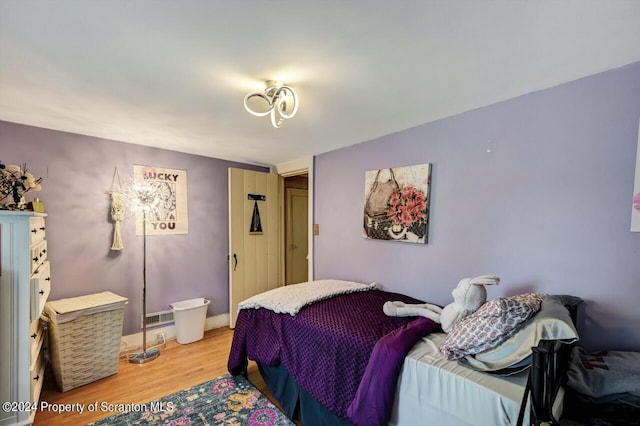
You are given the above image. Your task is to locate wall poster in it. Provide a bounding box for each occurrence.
[133,165,188,235]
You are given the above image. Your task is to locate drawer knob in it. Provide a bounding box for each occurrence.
[33,256,39,262]
[45,277,51,281]
[30,333,37,339]
[31,228,37,234]
[39,290,45,295]
[40,226,46,231]
[33,375,39,382]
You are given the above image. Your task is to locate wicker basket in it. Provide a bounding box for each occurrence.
[44,291,127,392]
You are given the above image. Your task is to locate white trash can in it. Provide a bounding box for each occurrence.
[170,298,210,344]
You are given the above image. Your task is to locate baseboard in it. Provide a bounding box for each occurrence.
[120,313,229,352]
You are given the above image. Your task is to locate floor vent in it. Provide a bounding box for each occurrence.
[142,310,174,328]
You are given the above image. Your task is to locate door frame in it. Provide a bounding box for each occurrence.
[275,156,314,282]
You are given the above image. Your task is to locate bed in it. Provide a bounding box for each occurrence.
[228,280,580,426]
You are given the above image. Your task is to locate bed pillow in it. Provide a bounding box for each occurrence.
[461,295,579,372]
[440,293,545,360]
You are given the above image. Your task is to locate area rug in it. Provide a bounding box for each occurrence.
[89,373,294,425]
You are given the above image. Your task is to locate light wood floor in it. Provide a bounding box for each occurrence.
[33,327,277,425]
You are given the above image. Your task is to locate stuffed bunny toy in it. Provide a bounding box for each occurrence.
[439,274,500,333]
[383,300,443,323]
[382,274,499,329]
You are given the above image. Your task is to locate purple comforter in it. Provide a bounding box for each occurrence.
[228,289,439,425]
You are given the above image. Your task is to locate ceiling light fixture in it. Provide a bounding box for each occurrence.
[243,80,298,128]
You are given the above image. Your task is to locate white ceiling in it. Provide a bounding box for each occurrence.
[1,1,640,167]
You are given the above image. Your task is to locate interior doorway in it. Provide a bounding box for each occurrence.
[284,175,308,285]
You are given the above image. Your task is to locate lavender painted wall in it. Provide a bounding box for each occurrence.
[314,62,640,351]
[0,122,267,335]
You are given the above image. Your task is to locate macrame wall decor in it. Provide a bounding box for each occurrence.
[109,166,124,250]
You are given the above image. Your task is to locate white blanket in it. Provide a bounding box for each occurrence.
[238,279,377,315]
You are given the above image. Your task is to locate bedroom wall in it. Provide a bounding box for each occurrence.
[313,61,640,352]
[0,121,267,335]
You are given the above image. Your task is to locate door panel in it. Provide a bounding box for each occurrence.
[285,188,308,284]
[228,168,281,328]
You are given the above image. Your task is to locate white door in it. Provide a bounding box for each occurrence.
[285,188,308,284]
[228,168,282,328]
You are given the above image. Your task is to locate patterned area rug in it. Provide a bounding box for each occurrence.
[89,374,294,425]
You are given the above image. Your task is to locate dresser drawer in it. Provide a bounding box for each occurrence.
[31,261,51,321]
[29,216,46,245]
[30,347,46,404]
[30,240,47,274]
[29,318,45,359]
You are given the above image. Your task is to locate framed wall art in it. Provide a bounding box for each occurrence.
[133,165,188,235]
[363,163,431,243]
[631,118,640,232]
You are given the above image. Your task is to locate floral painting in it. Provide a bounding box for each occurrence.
[363,163,431,243]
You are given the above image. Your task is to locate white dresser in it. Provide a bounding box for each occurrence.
[0,211,51,426]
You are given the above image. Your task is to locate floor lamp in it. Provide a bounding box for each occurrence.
[128,184,160,364]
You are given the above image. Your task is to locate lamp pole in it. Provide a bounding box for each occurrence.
[129,207,160,363]
[142,208,148,351]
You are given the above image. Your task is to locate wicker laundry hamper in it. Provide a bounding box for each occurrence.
[44,291,128,392]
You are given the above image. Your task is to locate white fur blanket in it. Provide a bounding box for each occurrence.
[238,279,378,315]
